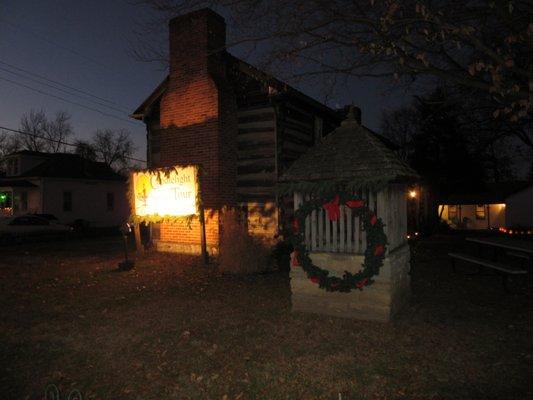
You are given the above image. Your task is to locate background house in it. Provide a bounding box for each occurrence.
[438,181,533,230]
[0,151,129,227]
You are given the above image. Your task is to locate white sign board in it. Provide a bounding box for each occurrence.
[132,166,199,218]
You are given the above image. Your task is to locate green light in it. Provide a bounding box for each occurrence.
[0,194,6,201]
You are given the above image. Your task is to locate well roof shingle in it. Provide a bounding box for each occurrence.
[280,111,419,185]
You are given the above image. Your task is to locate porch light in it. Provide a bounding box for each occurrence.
[409,190,417,199]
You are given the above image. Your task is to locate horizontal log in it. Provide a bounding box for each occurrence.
[237,186,276,196]
[283,140,309,154]
[237,107,274,118]
[237,146,275,158]
[238,119,275,130]
[238,112,276,124]
[279,118,314,135]
[237,171,276,181]
[237,131,274,144]
[237,140,275,151]
[284,102,314,121]
[237,154,276,167]
[281,148,307,160]
[281,128,314,146]
[236,179,276,188]
[237,164,275,175]
[238,126,275,135]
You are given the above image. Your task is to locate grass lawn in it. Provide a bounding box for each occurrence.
[0,235,531,399]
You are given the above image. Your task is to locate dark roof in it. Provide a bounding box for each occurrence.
[11,152,124,181]
[131,77,168,119]
[7,150,48,157]
[442,181,532,204]
[280,109,419,186]
[0,179,37,188]
[131,52,340,121]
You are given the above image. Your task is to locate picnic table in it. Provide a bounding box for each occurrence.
[448,236,531,291]
[466,236,533,259]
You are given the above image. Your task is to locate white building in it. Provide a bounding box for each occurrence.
[505,184,533,228]
[438,181,533,230]
[0,151,129,228]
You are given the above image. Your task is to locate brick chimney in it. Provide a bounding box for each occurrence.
[168,9,226,82]
[157,9,237,254]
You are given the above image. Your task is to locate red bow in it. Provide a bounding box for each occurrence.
[356,277,369,289]
[310,276,320,284]
[346,199,364,209]
[370,214,378,226]
[290,251,299,267]
[374,244,385,256]
[292,218,300,233]
[323,196,340,221]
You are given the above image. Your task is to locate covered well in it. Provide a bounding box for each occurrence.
[280,108,419,322]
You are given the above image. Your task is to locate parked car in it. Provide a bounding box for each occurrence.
[30,213,60,222]
[0,215,73,243]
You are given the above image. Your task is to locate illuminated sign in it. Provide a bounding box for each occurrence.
[132,166,199,219]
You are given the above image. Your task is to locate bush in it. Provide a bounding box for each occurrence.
[271,239,292,271]
[218,208,272,275]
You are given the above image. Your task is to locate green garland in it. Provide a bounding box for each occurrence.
[291,192,388,292]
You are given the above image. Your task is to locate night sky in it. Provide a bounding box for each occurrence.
[1,0,412,165]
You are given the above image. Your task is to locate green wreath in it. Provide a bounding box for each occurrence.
[290,193,388,292]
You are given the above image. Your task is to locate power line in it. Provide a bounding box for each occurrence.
[0,60,131,112]
[0,125,146,164]
[0,65,132,115]
[0,75,142,126]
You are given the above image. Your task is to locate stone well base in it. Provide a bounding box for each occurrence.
[290,244,411,322]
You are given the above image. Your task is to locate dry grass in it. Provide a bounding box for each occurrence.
[0,235,531,399]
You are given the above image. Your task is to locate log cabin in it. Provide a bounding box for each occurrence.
[131,8,387,254]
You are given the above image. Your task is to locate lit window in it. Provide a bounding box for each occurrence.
[448,205,457,219]
[476,205,486,220]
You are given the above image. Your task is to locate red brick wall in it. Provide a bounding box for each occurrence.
[155,9,237,253]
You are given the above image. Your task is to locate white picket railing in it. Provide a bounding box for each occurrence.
[294,186,407,255]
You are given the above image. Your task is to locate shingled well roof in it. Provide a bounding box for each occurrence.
[280,109,419,186]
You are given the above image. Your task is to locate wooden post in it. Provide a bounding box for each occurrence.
[195,165,208,265]
[134,223,144,253]
[199,202,208,265]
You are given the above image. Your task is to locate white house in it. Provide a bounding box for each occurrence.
[438,181,533,231]
[505,184,533,228]
[0,151,129,228]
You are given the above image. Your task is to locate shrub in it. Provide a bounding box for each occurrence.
[218,208,272,275]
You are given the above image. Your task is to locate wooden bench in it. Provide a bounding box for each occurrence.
[507,250,530,260]
[448,252,527,291]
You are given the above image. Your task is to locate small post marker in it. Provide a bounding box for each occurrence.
[118,222,135,271]
[134,223,144,253]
